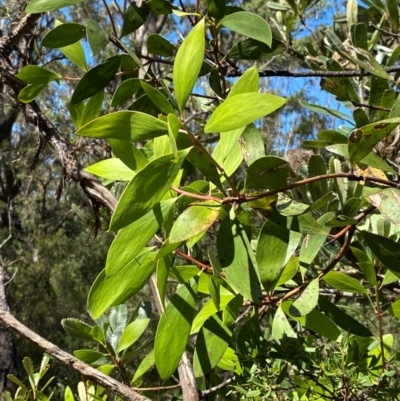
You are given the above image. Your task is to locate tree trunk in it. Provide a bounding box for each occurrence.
[0,255,17,394]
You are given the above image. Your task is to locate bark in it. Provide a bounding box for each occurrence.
[0,256,17,394]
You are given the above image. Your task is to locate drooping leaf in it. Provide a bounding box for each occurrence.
[300,100,353,123]
[318,296,372,337]
[88,249,156,319]
[217,217,262,303]
[219,12,272,46]
[109,150,188,230]
[362,231,400,273]
[71,55,121,105]
[272,306,297,339]
[154,278,198,380]
[366,188,400,226]
[173,18,205,111]
[25,0,85,12]
[205,93,286,133]
[87,19,109,56]
[108,139,147,171]
[75,111,168,141]
[121,2,149,37]
[289,279,319,317]
[256,219,301,292]
[169,201,221,243]
[41,23,86,48]
[106,199,176,276]
[193,315,231,377]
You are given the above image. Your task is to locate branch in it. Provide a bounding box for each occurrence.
[225,65,400,78]
[0,308,150,401]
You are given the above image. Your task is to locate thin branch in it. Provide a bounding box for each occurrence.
[370,23,400,38]
[0,308,149,401]
[102,0,118,38]
[175,250,214,273]
[172,187,222,202]
[225,65,400,78]
[199,376,234,398]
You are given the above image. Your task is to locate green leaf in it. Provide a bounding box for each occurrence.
[276,193,309,216]
[106,199,176,276]
[167,113,180,156]
[318,296,372,337]
[55,20,87,71]
[276,257,299,287]
[222,294,243,327]
[388,299,400,318]
[110,149,189,231]
[272,307,297,339]
[227,38,284,60]
[245,156,291,190]
[88,249,156,319]
[256,219,301,292]
[193,315,231,377]
[121,2,149,37]
[74,350,108,365]
[140,81,175,115]
[81,89,104,126]
[173,18,205,110]
[108,139,147,171]
[366,188,400,226]
[61,318,94,341]
[18,84,47,103]
[348,117,400,165]
[76,111,168,141]
[17,66,59,85]
[388,0,399,33]
[85,158,135,181]
[219,12,272,46]
[71,55,121,105]
[240,124,265,165]
[362,231,400,273]
[217,217,262,303]
[87,19,109,56]
[227,66,259,99]
[147,34,175,56]
[300,100,353,123]
[117,318,150,352]
[41,23,86,48]
[154,278,198,380]
[25,0,85,12]
[289,279,319,317]
[147,0,174,14]
[323,271,368,295]
[170,201,221,243]
[111,78,142,107]
[205,93,286,133]
[132,350,155,382]
[308,155,328,202]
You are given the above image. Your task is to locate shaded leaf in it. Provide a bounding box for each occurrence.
[121,3,149,37]
[272,307,297,339]
[147,34,175,56]
[41,23,86,48]
[323,271,368,294]
[227,38,284,60]
[87,19,109,56]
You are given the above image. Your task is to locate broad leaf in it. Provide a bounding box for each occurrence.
[366,188,400,226]
[217,217,262,303]
[154,278,198,380]
[110,149,188,230]
[108,139,147,171]
[272,307,297,339]
[41,23,86,48]
[205,93,286,133]
[17,66,59,85]
[227,38,284,60]
[227,66,259,98]
[71,55,121,105]
[147,34,175,56]
[25,0,85,12]
[323,271,368,295]
[85,158,135,181]
[169,201,221,243]
[219,12,272,46]
[87,19,109,56]
[76,111,168,141]
[289,279,319,317]
[111,79,142,107]
[173,18,205,110]
[61,318,94,341]
[117,318,150,352]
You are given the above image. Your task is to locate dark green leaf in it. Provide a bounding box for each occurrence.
[121,3,149,37]
[81,89,104,126]
[71,55,121,105]
[154,278,198,380]
[108,139,147,171]
[147,34,175,56]
[140,81,175,115]
[227,38,284,60]
[110,150,188,230]
[41,23,86,48]
[87,19,109,56]
[217,217,262,303]
[111,78,142,107]
[61,318,94,341]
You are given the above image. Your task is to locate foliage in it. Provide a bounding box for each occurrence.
[3,0,400,399]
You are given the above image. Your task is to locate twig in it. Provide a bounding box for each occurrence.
[370,23,400,38]
[175,250,214,273]
[102,0,118,38]
[199,376,234,398]
[172,187,221,202]
[0,308,149,401]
